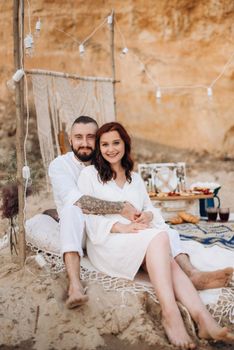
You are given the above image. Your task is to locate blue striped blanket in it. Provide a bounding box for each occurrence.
[174,222,234,251]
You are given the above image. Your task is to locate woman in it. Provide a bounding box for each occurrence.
[78,122,234,348]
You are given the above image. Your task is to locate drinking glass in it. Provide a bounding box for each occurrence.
[219,208,230,222]
[206,207,218,221]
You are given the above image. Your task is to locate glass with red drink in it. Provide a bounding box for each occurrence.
[219,208,230,222]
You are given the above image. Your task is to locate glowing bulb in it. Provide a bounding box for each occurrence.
[13,69,25,82]
[24,34,34,57]
[207,87,213,98]
[6,69,25,91]
[122,47,128,55]
[107,15,113,25]
[35,19,41,38]
[120,47,128,58]
[79,44,85,56]
[156,87,161,100]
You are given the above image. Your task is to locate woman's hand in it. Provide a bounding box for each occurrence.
[133,211,153,225]
[111,221,149,233]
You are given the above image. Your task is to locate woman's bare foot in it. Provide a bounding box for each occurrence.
[197,312,234,343]
[190,267,233,290]
[162,309,196,349]
[66,283,88,309]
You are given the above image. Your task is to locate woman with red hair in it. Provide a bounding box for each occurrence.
[78,122,234,348]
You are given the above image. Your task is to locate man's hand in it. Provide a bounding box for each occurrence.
[120,202,141,221]
[133,211,153,225]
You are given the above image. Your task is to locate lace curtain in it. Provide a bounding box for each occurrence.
[31,71,115,184]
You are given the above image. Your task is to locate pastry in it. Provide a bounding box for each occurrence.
[169,216,184,225]
[178,211,199,224]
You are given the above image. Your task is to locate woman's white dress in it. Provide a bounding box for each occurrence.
[78,165,183,280]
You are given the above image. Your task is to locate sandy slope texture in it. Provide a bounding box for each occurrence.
[1,248,234,350]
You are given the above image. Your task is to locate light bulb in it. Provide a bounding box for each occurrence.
[24,34,34,57]
[107,15,113,25]
[156,88,161,100]
[12,69,25,82]
[35,19,41,38]
[120,47,129,58]
[79,44,85,57]
[6,69,25,91]
[207,87,213,98]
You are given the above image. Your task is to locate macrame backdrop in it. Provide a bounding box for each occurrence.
[30,70,115,184]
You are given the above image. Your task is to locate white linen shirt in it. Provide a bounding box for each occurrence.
[48,152,85,216]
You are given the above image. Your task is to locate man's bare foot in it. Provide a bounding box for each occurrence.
[197,312,234,343]
[190,267,233,290]
[162,309,196,349]
[66,284,88,309]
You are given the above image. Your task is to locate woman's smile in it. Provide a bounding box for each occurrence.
[106,152,119,157]
[100,130,125,165]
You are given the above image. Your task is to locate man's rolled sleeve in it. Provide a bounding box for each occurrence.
[49,159,83,213]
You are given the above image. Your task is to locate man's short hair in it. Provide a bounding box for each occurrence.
[72,116,98,127]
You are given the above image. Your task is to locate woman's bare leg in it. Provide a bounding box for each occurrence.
[145,232,196,349]
[170,259,234,343]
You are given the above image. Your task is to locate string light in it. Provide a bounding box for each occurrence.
[25,6,234,101]
[122,47,128,55]
[24,34,34,56]
[107,15,113,25]
[156,87,161,99]
[35,18,41,38]
[120,47,129,58]
[82,16,107,45]
[207,87,213,98]
[79,43,85,56]
[54,16,108,57]
[115,17,160,87]
[156,87,161,103]
[6,69,25,91]
[25,0,34,57]
[114,16,234,101]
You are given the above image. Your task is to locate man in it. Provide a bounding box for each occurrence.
[49,116,233,309]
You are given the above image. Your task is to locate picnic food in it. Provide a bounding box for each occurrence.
[178,211,199,224]
[193,187,212,195]
[169,211,200,224]
[169,216,184,225]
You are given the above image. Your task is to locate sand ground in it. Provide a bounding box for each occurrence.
[0,145,234,350]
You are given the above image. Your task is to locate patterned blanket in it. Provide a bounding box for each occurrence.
[175,222,234,251]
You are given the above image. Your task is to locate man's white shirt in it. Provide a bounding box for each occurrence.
[48,152,85,216]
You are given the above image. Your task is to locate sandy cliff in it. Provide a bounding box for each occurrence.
[1,0,234,157]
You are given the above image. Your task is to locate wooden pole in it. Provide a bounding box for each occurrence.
[14,0,26,266]
[25,68,115,82]
[110,10,117,119]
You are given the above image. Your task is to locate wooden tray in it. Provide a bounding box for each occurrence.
[149,194,214,201]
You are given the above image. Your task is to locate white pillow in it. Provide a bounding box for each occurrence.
[25,214,60,255]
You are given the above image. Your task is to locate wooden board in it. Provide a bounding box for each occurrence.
[149,194,214,201]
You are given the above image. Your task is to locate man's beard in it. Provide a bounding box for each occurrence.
[71,144,95,162]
